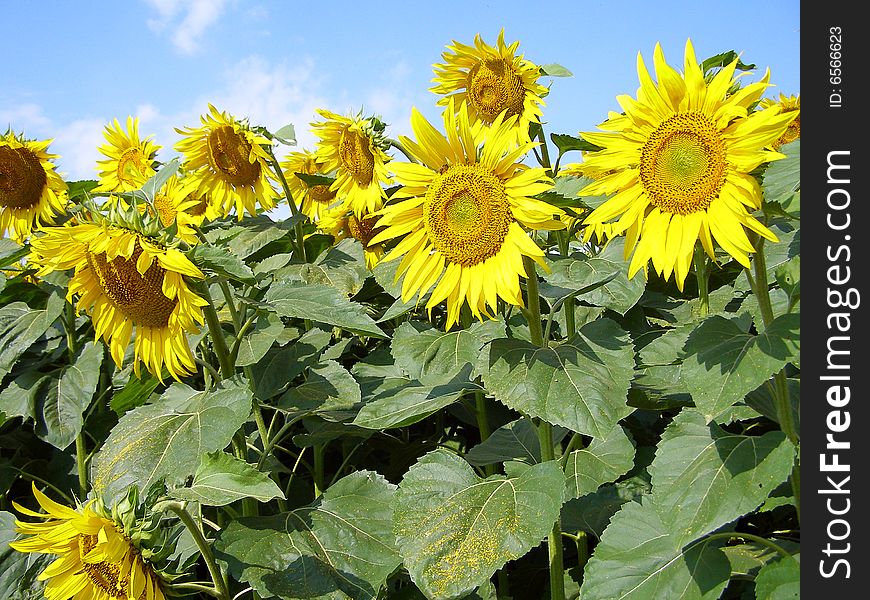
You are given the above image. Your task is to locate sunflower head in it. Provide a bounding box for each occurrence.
[0,131,68,243]
[576,39,798,289]
[94,117,161,193]
[431,29,548,143]
[30,214,208,381]
[280,149,340,221]
[311,109,392,218]
[759,93,800,149]
[320,205,386,270]
[175,104,279,220]
[10,483,168,600]
[372,99,563,329]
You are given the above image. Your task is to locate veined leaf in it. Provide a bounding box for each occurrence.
[214,471,400,600]
[91,377,252,502]
[564,425,635,499]
[40,342,103,450]
[465,417,568,466]
[170,452,284,506]
[0,294,64,381]
[394,450,565,600]
[481,318,634,437]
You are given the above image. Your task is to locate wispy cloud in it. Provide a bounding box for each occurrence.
[143,0,228,55]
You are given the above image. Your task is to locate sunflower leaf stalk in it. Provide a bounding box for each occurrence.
[162,501,231,600]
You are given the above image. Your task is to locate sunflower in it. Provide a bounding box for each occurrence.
[94,117,161,193]
[151,175,203,245]
[319,206,386,269]
[372,99,563,329]
[576,39,798,289]
[431,30,548,143]
[175,104,279,220]
[0,132,68,243]
[280,149,339,221]
[30,221,208,381]
[10,483,165,600]
[311,110,391,218]
[760,93,800,149]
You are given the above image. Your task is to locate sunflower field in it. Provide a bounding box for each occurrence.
[0,33,800,600]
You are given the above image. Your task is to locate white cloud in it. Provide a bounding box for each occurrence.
[50,118,108,181]
[143,0,228,55]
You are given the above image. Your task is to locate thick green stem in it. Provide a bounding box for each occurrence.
[524,256,565,599]
[747,239,800,521]
[693,245,710,317]
[75,434,89,497]
[201,285,235,379]
[267,151,307,262]
[313,443,326,498]
[165,502,231,600]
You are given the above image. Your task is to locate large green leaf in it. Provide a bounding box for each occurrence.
[481,318,634,437]
[190,244,256,284]
[391,319,504,385]
[0,511,51,600]
[648,409,795,546]
[109,369,161,416]
[762,139,800,217]
[582,238,647,314]
[352,373,471,430]
[263,281,386,338]
[0,371,48,422]
[91,377,252,502]
[278,238,370,297]
[754,556,800,599]
[680,313,800,421]
[0,294,64,381]
[214,471,400,600]
[564,425,635,499]
[170,451,284,506]
[214,215,300,258]
[273,360,361,418]
[580,500,730,600]
[251,328,332,400]
[539,254,621,307]
[393,449,565,600]
[465,417,567,466]
[39,342,103,449]
[232,313,285,367]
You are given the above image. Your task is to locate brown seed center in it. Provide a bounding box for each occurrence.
[338,129,375,185]
[0,145,47,209]
[309,184,336,204]
[207,125,261,186]
[86,241,177,328]
[466,58,526,122]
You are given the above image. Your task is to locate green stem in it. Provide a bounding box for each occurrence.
[165,502,231,600]
[693,245,710,317]
[702,531,798,565]
[63,300,78,357]
[201,285,235,379]
[266,151,307,262]
[746,239,800,521]
[575,531,589,571]
[388,138,418,163]
[75,434,89,497]
[232,432,258,517]
[537,419,566,600]
[229,313,259,365]
[522,256,545,347]
[313,443,326,498]
[169,582,222,598]
[219,280,241,332]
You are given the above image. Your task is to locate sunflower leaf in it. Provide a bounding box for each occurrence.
[170,451,284,506]
[214,470,400,600]
[481,318,634,437]
[564,424,635,499]
[393,449,565,600]
[91,376,252,503]
[0,294,65,382]
[540,63,574,77]
[762,139,800,217]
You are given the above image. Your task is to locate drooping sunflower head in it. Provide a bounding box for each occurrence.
[30,220,208,381]
[431,29,548,143]
[175,104,279,220]
[311,109,392,218]
[94,117,161,193]
[10,483,167,600]
[577,39,798,289]
[150,175,204,245]
[280,148,339,221]
[373,99,563,329]
[0,131,68,243]
[759,93,800,149]
[319,205,386,269]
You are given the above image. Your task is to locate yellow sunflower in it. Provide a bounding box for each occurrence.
[151,175,203,245]
[175,104,279,220]
[30,221,208,381]
[576,39,798,289]
[94,117,161,193]
[319,206,386,269]
[431,30,548,143]
[0,132,68,243]
[311,110,391,218]
[10,483,165,600]
[280,149,339,221]
[760,93,800,149]
[372,99,563,329]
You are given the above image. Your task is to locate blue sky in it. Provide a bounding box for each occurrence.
[2,0,800,183]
